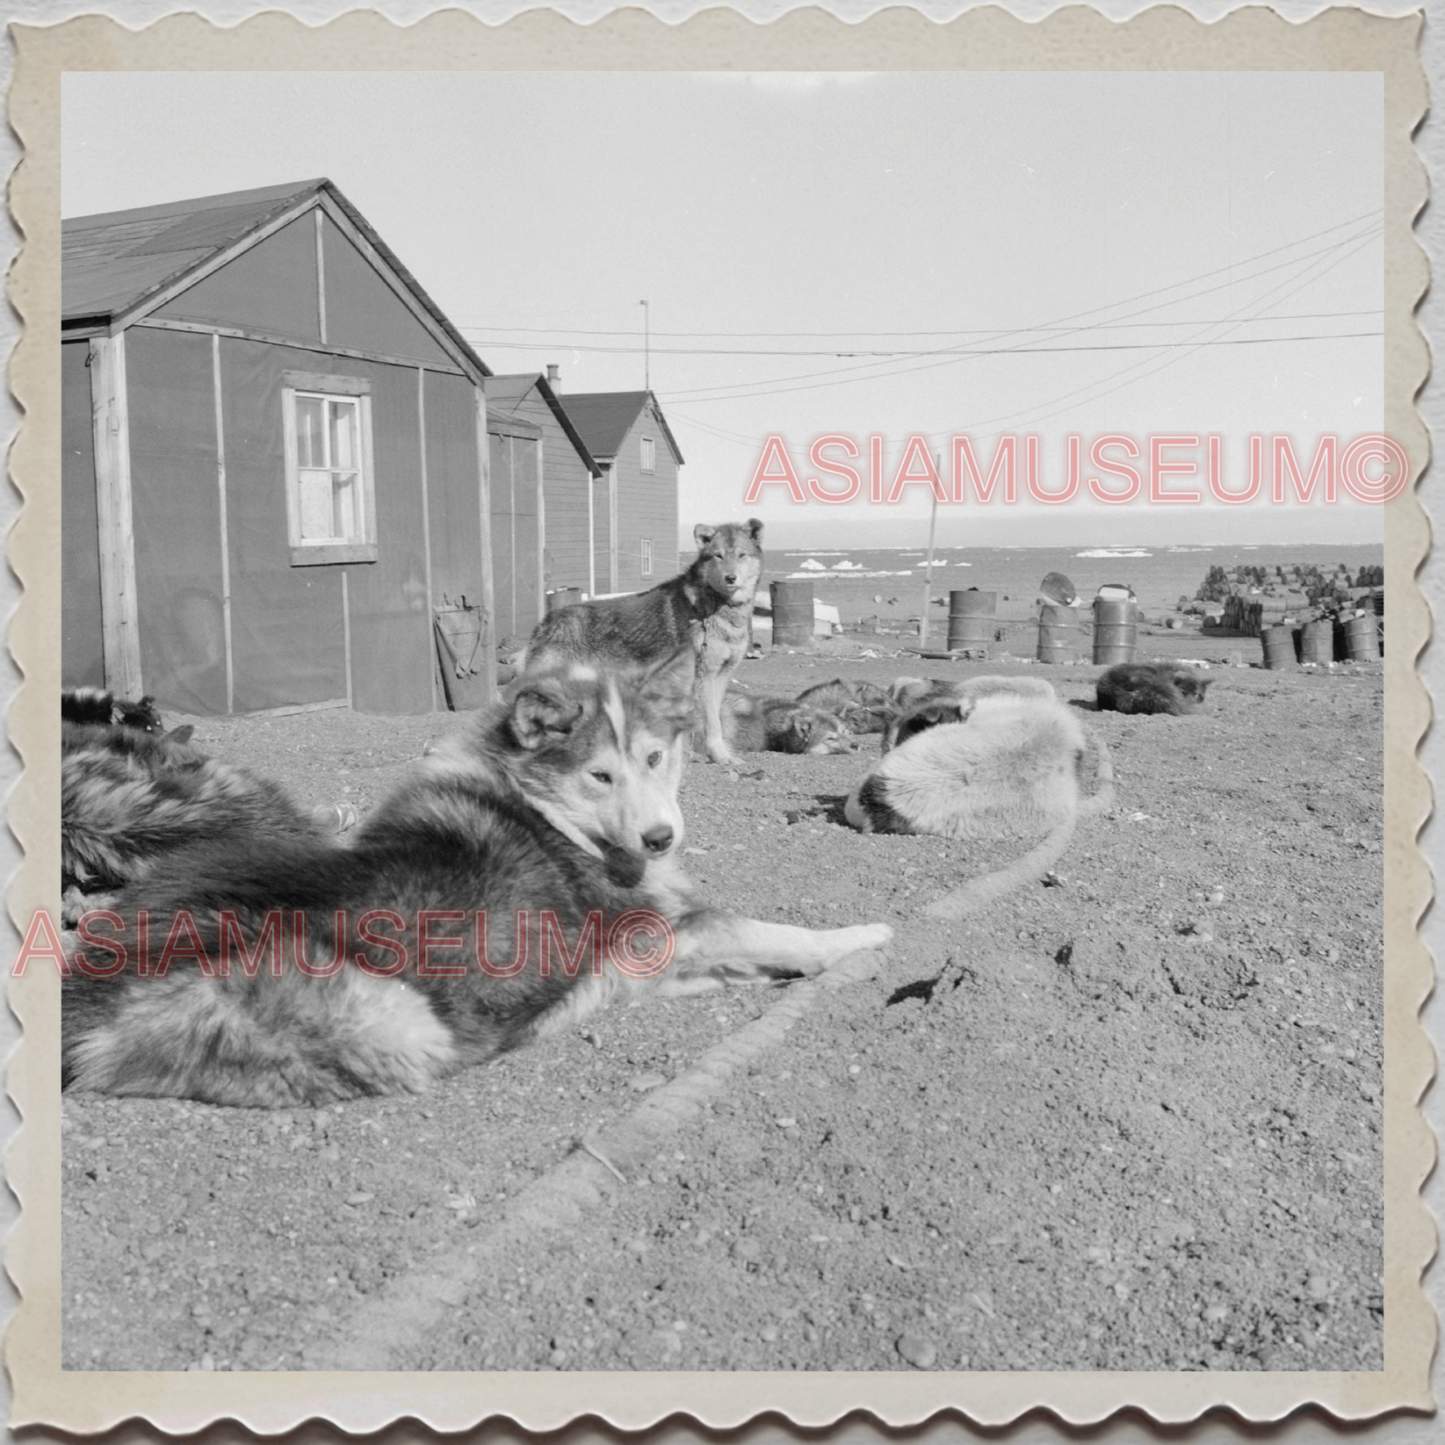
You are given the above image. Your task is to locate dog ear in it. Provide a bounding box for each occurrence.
[165,724,196,746]
[745,518,764,544]
[510,679,586,750]
[694,523,718,551]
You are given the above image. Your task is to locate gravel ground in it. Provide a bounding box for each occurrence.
[61,621,1384,1374]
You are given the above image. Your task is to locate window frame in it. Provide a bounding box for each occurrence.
[640,435,656,474]
[281,370,379,567]
[640,537,654,578]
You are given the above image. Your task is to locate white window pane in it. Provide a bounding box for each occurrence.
[296,396,325,468]
[329,400,357,470]
[298,469,335,540]
[332,472,360,539]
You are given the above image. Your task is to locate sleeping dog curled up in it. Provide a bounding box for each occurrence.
[1095,662,1212,716]
[845,686,1114,921]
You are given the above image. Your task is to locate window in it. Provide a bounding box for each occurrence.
[640,436,656,473]
[281,371,378,566]
[640,538,654,577]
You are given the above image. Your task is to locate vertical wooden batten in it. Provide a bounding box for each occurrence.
[341,570,353,708]
[210,333,235,712]
[607,463,619,594]
[88,332,142,697]
[473,385,497,703]
[314,207,328,345]
[417,367,437,713]
[587,471,596,598]
[535,435,546,624]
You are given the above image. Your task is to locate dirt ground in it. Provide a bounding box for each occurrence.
[61,618,1384,1374]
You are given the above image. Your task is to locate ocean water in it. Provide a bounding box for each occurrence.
[758,542,1385,624]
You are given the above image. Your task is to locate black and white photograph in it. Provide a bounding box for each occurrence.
[10,5,1431,1430]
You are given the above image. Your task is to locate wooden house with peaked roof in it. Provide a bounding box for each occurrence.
[484,371,602,638]
[62,178,496,715]
[557,391,683,596]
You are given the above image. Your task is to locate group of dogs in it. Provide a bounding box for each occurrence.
[59,520,1207,1109]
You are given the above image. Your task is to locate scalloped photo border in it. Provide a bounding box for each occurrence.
[4,3,1434,1433]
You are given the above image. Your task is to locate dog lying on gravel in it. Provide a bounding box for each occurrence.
[716,693,858,755]
[61,690,318,917]
[62,653,892,1107]
[848,690,1099,840]
[844,689,1114,920]
[1096,662,1213,716]
[794,678,896,735]
[880,675,1058,752]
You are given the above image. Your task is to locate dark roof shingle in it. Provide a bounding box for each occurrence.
[560,391,684,465]
[63,180,327,321]
[61,178,491,379]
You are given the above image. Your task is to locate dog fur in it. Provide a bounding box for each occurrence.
[848,692,1094,840]
[880,675,1058,753]
[795,678,895,735]
[719,694,857,755]
[61,714,321,899]
[62,687,165,734]
[62,652,891,1107]
[521,520,764,764]
[845,691,1115,921]
[1096,662,1213,716]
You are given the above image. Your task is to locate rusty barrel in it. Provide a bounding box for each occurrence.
[770,580,814,646]
[1091,596,1139,665]
[1261,624,1297,670]
[1036,604,1079,664]
[1345,612,1380,661]
[946,590,996,652]
[546,587,582,615]
[1300,620,1333,665]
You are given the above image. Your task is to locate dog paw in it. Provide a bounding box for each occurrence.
[848,923,894,951]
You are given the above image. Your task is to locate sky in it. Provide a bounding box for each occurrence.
[62,70,1386,550]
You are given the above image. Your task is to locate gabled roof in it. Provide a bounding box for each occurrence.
[487,373,602,475]
[559,390,685,467]
[62,178,490,380]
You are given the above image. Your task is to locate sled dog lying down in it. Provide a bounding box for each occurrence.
[1096,661,1213,716]
[881,675,1058,753]
[715,692,857,755]
[844,692,1115,921]
[62,652,892,1107]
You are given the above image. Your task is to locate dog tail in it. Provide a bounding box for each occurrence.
[1078,733,1115,817]
[924,812,1079,922]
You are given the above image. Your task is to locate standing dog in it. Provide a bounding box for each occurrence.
[522,520,764,764]
[62,652,891,1107]
[1096,662,1213,716]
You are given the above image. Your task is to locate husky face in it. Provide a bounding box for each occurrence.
[508,652,694,864]
[693,519,764,607]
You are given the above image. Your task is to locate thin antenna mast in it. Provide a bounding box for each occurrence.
[640,299,650,391]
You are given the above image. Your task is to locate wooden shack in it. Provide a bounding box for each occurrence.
[62,178,496,714]
[485,370,602,629]
[555,391,683,596]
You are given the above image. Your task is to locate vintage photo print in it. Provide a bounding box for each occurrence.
[5,3,1433,1435]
